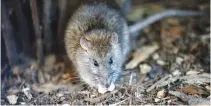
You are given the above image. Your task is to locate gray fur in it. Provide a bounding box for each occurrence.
[64,3,130,89]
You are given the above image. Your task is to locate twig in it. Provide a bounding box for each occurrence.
[1,0,19,66]
[30,0,43,66]
[180,73,210,84]
[169,90,210,105]
[146,75,170,92]
[43,0,53,54]
[84,90,118,103]
[110,97,130,106]
[146,73,210,92]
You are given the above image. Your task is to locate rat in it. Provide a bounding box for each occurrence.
[64,2,205,93]
[65,3,130,93]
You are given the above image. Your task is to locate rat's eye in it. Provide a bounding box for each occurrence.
[93,60,99,67]
[109,57,113,65]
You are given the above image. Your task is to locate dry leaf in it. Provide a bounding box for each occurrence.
[181,85,205,95]
[6,95,18,105]
[161,19,184,43]
[125,45,159,69]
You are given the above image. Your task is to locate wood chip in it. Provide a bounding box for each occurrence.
[84,90,118,103]
[126,45,159,69]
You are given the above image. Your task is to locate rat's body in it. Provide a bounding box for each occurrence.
[65,3,130,93]
[65,2,204,93]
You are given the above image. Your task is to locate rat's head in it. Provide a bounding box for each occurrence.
[76,29,123,93]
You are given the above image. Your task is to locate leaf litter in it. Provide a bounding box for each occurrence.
[1,1,210,105]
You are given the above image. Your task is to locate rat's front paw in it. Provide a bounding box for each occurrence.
[98,85,107,94]
[108,83,115,91]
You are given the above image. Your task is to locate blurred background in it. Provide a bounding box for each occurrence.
[1,0,210,105]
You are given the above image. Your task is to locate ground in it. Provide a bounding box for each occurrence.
[1,0,210,105]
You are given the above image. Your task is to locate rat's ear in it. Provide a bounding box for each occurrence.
[80,37,92,50]
[109,32,118,45]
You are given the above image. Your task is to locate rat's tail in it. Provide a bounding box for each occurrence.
[129,9,206,35]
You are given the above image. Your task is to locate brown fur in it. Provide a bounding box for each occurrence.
[64,3,130,90]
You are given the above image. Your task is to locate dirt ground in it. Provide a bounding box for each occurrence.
[1,0,210,105]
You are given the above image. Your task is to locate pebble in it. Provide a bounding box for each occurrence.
[61,104,70,106]
[176,57,184,64]
[167,100,172,104]
[148,64,164,79]
[156,59,166,66]
[56,93,64,97]
[153,53,159,60]
[20,102,26,105]
[139,64,152,74]
[60,97,66,101]
[6,95,18,105]
[172,69,182,76]
[154,98,161,102]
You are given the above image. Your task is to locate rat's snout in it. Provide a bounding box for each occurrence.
[98,73,112,88]
[102,75,114,89]
[97,72,117,93]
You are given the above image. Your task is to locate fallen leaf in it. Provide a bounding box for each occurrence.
[62,72,79,83]
[161,19,184,43]
[125,45,159,69]
[181,85,205,95]
[7,95,18,105]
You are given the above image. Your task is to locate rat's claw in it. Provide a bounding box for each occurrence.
[98,85,107,94]
[108,83,115,91]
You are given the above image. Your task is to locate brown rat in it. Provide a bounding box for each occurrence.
[64,2,205,93]
[64,3,130,93]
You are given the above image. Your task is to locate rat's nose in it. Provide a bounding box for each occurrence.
[105,76,112,88]
[106,83,110,88]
